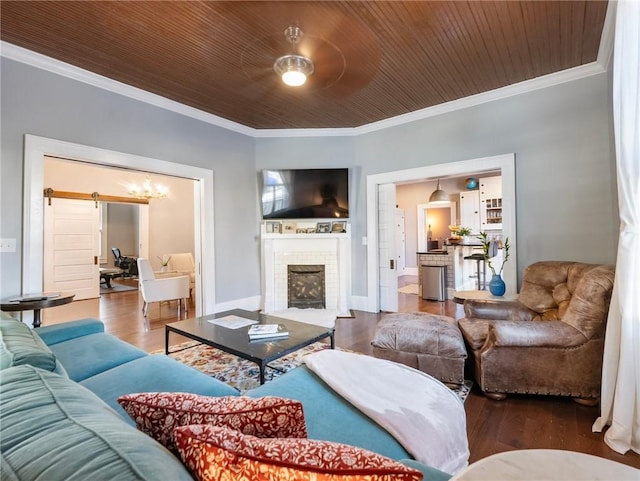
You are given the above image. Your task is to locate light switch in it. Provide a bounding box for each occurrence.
[0,238,17,252]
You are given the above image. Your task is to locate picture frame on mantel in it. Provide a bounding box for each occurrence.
[331,221,347,233]
[282,222,297,233]
[316,222,331,233]
[265,221,281,234]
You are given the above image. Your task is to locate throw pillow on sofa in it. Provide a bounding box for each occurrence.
[1,365,193,481]
[174,424,424,481]
[0,319,59,373]
[118,392,307,453]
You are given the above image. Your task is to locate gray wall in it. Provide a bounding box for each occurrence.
[106,204,138,260]
[0,58,258,302]
[1,56,618,304]
[257,73,618,295]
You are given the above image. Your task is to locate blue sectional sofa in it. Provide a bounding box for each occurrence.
[0,317,451,480]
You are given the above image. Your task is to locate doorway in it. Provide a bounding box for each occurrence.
[23,134,215,325]
[366,153,517,313]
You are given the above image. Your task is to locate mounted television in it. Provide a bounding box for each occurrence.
[260,168,349,219]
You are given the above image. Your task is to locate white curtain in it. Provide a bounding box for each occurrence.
[592,0,640,455]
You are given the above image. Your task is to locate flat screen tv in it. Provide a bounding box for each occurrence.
[260,168,349,219]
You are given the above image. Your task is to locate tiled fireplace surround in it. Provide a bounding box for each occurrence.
[261,233,351,315]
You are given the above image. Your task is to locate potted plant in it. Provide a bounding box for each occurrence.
[457,226,472,243]
[477,231,510,296]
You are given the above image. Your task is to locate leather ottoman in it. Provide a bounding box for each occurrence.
[371,312,467,388]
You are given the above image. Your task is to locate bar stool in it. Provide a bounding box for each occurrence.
[464,253,486,290]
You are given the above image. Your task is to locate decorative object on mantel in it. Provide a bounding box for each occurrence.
[316,222,331,233]
[265,221,281,234]
[128,176,168,200]
[428,179,449,205]
[478,231,510,296]
[282,222,296,233]
[331,220,347,233]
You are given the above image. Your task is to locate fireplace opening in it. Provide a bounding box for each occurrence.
[287,265,325,309]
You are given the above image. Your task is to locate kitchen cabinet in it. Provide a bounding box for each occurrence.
[479,175,502,230]
[459,190,480,234]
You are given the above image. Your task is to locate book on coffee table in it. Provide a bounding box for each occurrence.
[248,323,289,340]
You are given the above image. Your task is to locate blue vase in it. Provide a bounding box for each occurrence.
[489,274,506,296]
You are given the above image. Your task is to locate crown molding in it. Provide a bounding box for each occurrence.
[3,13,614,140]
[0,42,256,137]
[597,0,617,70]
[347,61,607,136]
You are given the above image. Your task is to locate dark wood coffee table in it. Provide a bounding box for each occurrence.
[165,309,335,384]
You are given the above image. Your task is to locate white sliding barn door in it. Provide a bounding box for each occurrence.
[378,183,398,312]
[44,198,100,300]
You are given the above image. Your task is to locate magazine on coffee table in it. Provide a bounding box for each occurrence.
[248,323,289,340]
[207,315,257,329]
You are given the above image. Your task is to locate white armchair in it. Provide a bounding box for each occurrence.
[168,253,196,299]
[137,258,189,318]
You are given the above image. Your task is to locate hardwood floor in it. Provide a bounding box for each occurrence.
[41,276,640,469]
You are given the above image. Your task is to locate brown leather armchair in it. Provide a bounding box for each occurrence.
[458,261,615,404]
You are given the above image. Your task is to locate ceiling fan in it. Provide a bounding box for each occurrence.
[240,20,380,98]
[272,26,316,87]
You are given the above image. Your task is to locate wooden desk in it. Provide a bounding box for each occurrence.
[1,293,75,328]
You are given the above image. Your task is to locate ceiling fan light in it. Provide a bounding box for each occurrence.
[282,69,307,86]
[274,54,314,87]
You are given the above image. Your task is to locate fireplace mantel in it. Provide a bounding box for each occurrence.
[261,232,351,315]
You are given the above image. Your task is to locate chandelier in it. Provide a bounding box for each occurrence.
[273,26,314,87]
[128,177,168,200]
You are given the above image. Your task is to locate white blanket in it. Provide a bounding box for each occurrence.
[304,350,469,475]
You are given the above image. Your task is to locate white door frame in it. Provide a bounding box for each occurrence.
[23,134,215,317]
[416,202,457,253]
[366,153,517,312]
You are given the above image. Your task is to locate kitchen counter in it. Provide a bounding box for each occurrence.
[417,243,488,296]
[417,243,483,255]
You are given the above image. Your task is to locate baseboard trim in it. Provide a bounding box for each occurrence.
[349,295,371,312]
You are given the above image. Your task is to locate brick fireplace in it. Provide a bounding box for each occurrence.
[261,230,351,315]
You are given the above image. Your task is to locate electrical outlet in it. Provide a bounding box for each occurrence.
[0,238,17,252]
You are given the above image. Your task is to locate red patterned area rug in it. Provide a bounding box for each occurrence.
[153,341,472,401]
[153,341,330,393]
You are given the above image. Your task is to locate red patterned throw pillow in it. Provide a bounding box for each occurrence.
[174,424,424,481]
[117,393,307,453]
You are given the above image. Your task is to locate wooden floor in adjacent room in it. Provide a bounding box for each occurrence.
[42,276,640,469]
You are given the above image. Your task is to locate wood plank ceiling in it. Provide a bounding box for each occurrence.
[1,1,608,130]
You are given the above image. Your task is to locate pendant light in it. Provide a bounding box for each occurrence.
[428,179,449,204]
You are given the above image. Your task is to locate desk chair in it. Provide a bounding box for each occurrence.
[111,247,138,276]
